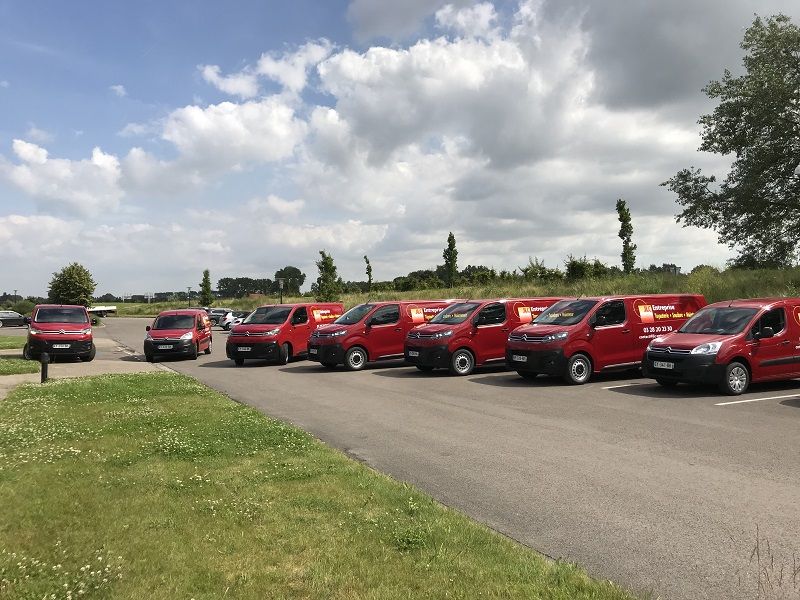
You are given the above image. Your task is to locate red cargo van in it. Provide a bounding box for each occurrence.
[507,294,706,384]
[24,304,95,362]
[405,298,564,375]
[227,303,343,366]
[643,297,800,395]
[308,300,455,370]
[144,309,212,362]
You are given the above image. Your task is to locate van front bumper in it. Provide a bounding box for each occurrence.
[642,352,724,384]
[27,337,93,357]
[145,339,195,357]
[506,348,567,375]
[226,341,279,361]
[307,343,344,364]
[404,345,450,368]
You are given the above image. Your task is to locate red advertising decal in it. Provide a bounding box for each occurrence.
[634,299,655,324]
[408,305,425,324]
[515,304,532,323]
[793,305,800,327]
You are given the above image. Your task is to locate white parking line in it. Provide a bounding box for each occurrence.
[715,393,800,406]
[602,383,648,390]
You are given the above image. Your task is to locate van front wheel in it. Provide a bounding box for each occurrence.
[449,349,475,376]
[344,347,367,371]
[564,353,591,385]
[720,361,749,395]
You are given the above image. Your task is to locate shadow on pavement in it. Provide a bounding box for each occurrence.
[281,360,406,374]
[611,379,800,399]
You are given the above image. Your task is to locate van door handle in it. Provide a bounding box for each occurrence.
[622,329,630,334]
[502,327,509,332]
[395,327,402,332]
[780,340,791,345]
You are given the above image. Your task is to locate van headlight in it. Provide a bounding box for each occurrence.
[691,341,722,355]
[145,333,153,341]
[432,330,453,339]
[79,328,92,335]
[180,331,194,340]
[331,329,347,337]
[29,328,43,335]
[265,328,281,336]
[647,337,664,350]
[542,331,568,343]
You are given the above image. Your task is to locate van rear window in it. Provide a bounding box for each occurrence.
[34,308,89,324]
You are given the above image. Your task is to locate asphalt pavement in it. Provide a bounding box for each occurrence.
[105,317,800,600]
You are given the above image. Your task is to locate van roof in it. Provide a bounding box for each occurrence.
[560,294,704,302]
[255,302,343,309]
[156,309,204,316]
[706,297,796,310]
[35,304,87,309]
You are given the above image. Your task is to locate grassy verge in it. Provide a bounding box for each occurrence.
[0,357,38,376]
[0,335,25,350]
[0,372,634,600]
[114,267,800,316]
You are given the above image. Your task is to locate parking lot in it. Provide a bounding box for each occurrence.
[74,319,800,599]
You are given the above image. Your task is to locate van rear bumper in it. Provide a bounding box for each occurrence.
[642,352,723,384]
[506,348,567,375]
[404,345,450,368]
[307,343,344,365]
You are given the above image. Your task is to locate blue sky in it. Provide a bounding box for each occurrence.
[1,0,798,297]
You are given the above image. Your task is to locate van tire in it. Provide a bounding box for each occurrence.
[279,343,291,364]
[204,338,212,355]
[321,361,337,369]
[344,346,367,371]
[720,361,749,395]
[416,365,434,372]
[23,344,32,360]
[234,358,244,366]
[190,343,199,360]
[145,353,155,363]
[517,371,538,380]
[656,378,678,388]
[564,353,592,385]
[450,348,475,376]
[81,344,96,362]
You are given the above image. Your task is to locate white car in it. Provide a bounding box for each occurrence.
[221,310,250,330]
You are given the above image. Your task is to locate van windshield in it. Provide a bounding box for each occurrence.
[244,306,291,325]
[429,302,480,324]
[533,299,598,326]
[34,307,89,324]
[153,314,195,329]
[334,304,374,325]
[678,307,757,335]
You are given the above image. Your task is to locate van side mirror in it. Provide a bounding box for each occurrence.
[91,317,99,326]
[472,315,482,328]
[24,316,31,325]
[145,325,151,331]
[754,326,774,340]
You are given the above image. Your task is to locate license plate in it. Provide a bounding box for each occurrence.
[512,354,527,362]
[408,350,419,357]
[157,345,173,350]
[653,361,674,370]
[309,348,318,354]
[52,344,71,349]
[238,346,251,352]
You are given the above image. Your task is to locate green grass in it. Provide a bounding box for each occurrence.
[0,335,25,350]
[0,372,635,600]
[113,267,800,316]
[0,357,37,375]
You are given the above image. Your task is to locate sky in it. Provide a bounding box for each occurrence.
[1,0,798,297]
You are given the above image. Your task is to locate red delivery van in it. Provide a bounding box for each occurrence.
[507,294,706,384]
[405,298,564,375]
[308,300,456,370]
[144,309,212,362]
[643,297,800,395]
[227,303,343,366]
[24,304,96,362]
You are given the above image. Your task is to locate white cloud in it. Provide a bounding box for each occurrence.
[110,84,127,97]
[199,64,259,99]
[347,0,472,42]
[248,194,306,218]
[25,125,54,144]
[435,2,498,39]
[0,80,9,88]
[0,140,123,215]
[256,40,333,94]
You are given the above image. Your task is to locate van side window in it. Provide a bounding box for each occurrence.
[752,308,785,336]
[371,305,400,325]
[293,307,308,324]
[595,301,626,326]
[478,303,506,325]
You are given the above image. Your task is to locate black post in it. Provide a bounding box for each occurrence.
[40,352,49,383]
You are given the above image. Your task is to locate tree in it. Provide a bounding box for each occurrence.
[616,199,637,273]
[314,250,342,301]
[199,269,214,306]
[48,262,96,306]
[364,255,373,293]
[273,266,305,295]
[662,14,800,267]
[442,232,458,287]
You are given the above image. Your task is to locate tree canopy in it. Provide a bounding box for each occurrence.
[313,251,343,302]
[48,262,96,306]
[663,14,800,267]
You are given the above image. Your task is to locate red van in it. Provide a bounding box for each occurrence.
[405,298,564,375]
[507,294,706,384]
[643,297,800,395]
[144,309,212,362]
[308,300,455,370]
[24,304,95,362]
[227,303,344,366]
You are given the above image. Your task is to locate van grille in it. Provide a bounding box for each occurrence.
[648,346,691,355]
[508,333,546,343]
[311,330,338,338]
[407,331,436,339]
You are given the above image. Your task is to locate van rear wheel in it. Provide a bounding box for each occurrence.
[564,353,591,385]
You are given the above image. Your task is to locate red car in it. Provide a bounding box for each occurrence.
[308,300,456,370]
[405,298,564,375]
[24,304,95,362]
[226,302,344,366]
[507,294,706,384]
[144,309,212,362]
[643,297,800,395]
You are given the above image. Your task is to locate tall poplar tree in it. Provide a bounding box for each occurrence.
[442,232,458,288]
[616,199,637,274]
